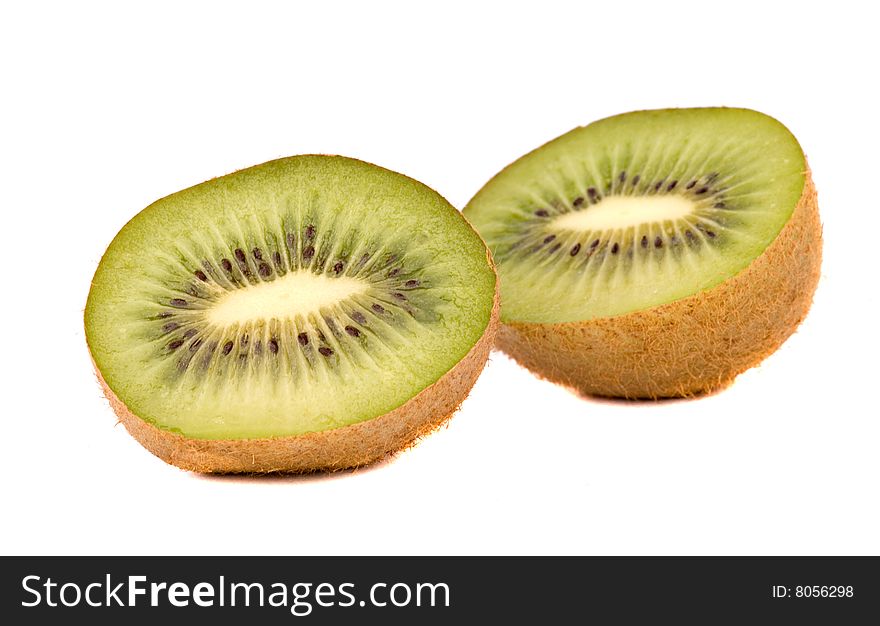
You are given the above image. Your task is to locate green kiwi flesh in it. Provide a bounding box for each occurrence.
[85,156,497,443]
[463,108,807,324]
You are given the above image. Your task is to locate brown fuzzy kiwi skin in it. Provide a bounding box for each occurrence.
[92,253,499,475]
[497,168,822,399]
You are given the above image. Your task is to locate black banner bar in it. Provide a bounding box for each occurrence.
[2,557,877,623]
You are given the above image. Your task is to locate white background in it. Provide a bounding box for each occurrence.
[2,2,877,556]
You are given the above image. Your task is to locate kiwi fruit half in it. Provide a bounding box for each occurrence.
[85,156,498,473]
[463,108,821,398]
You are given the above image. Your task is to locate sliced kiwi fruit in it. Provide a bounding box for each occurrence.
[85,156,498,473]
[463,108,821,398]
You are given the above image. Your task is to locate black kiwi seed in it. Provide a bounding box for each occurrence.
[618,171,627,183]
[222,341,233,355]
[705,230,717,238]
[572,197,584,207]
[273,251,282,267]
[286,233,295,248]
[333,261,344,274]
[303,246,315,261]
[194,270,208,282]
[654,180,663,191]
[258,262,271,278]
[549,243,561,253]
[535,209,550,217]
[170,298,187,307]
[714,202,726,209]
[372,303,386,314]
[345,325,360,337]
[654,236,663,248]
[297,332,309,346]
[252,248,263,260]
[587,187,599,201]
[221,258,233,272]
[641,235,649,248]
[162,322,179,333]
[696,187,709,195]
[318,347,333,357]
[686,180,697,190]
[393,292,406,301]
[590,239,600,249]
[168,339,184,351]
[667,180,678,191]
[305,225,316,240]
[570,243,581,256]
[632,174,640,186]
[351,311,367,324]
[388,268,400,278]
[183,328,198,340]
[268,338,278,354]
[685,229,696,241]
[544,235,556,244]
[235,248,251,276]
[405,279,420,288]
[611,242,620,254]
[156,311,172,319]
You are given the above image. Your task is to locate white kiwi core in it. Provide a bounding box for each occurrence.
[552,194,696,232]
[207,271,369,326]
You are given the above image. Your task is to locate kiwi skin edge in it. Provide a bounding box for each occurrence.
[497,167,822,399]
[91,253,499,474]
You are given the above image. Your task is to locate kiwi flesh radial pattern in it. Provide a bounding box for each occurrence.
[463,108,821,398]
[85,156,498,472]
